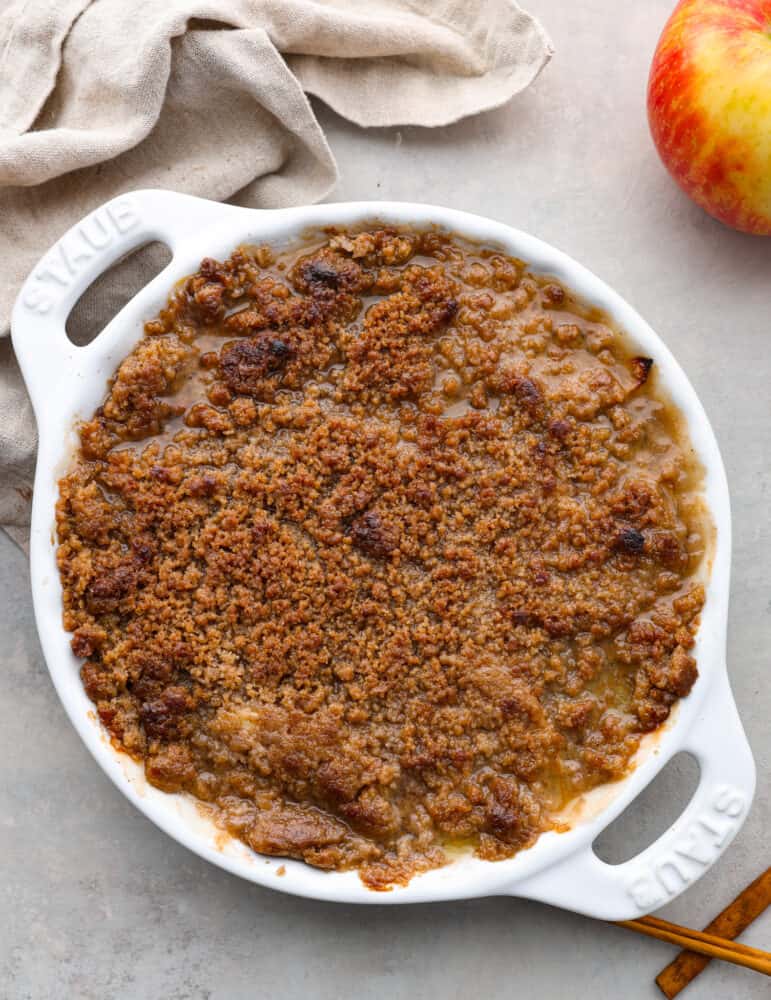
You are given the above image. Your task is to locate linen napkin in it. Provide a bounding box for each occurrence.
[0,0,552,548]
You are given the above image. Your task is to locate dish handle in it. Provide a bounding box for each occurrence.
[512,670,755,920]
[11,188,231,413]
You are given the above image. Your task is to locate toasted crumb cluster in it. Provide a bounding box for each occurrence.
[56,227,707,888]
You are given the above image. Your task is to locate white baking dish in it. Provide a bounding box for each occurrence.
[11,189,755,919]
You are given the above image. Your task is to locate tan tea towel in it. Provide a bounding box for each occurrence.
[0,0,552,546]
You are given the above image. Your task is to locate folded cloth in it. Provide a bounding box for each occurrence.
[0,0,552,547]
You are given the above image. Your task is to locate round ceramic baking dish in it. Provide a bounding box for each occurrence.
[11,190,755,920]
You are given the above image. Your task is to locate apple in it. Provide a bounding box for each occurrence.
[648,0,771,234]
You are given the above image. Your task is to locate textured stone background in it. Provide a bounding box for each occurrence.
[2,1,769,996]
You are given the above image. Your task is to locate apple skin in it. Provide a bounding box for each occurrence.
[648,0,771,234]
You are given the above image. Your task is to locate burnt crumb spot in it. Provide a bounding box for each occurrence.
[542,283,565,306]
[483,778,530,842]
[267,339,293,365]
[85,562,138,614]
[138,655,174,684]
[251,520,270,546]
[548,419,571,441]
[631,356,654,386]
[431,297,459,328]
[348,510,398,559]
[407,481,435,510]
[140,686,191,741]
[131,538,155,564]
[514,377,542,407]
[531,439,550,465]
[485,800,520,837]
[614,526,646,555]
[494,371,543,410]
[188,474,217,498]
[543,615,573,637]
[408,276,459,333]
[302,260,343,289]
[220,335,295,394]
[406,295,457,338]
[70,624,107,659]
[294,253,364,298]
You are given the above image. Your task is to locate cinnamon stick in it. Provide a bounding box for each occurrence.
[619,916,771,975]
[655,867,771,998]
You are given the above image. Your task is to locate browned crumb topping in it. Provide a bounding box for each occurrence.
[56,227,708,889]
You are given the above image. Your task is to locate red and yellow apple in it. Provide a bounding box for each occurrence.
[648,0,771,234]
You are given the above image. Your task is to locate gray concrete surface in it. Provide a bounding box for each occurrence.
[2,1,769,997]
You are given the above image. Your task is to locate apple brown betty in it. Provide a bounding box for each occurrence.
[56,227,708,889]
